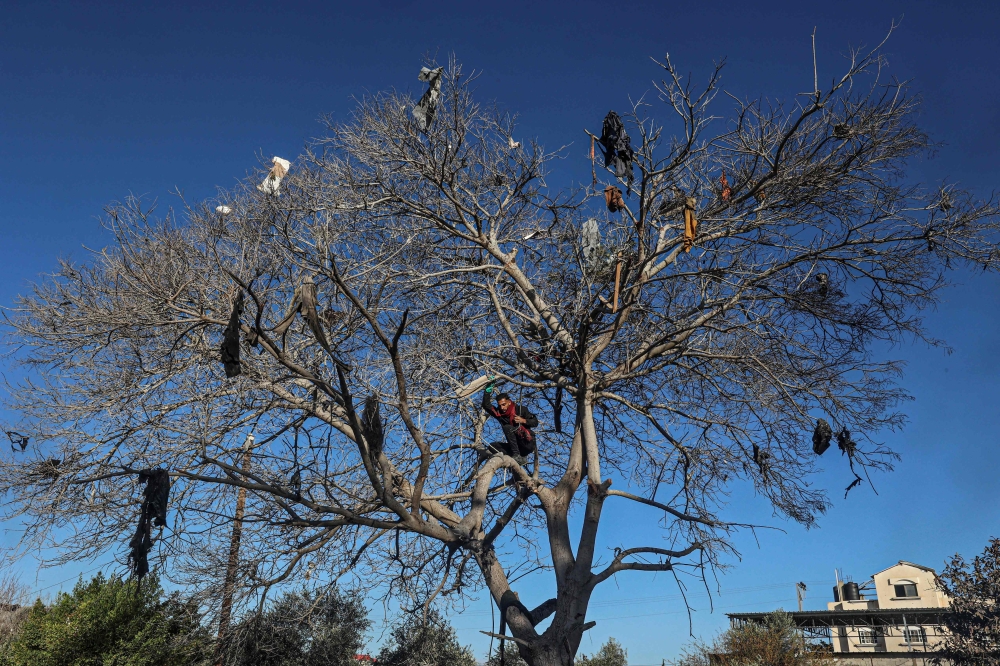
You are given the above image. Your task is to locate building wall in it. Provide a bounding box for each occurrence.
[872,562,950,609]
[824,563,950,654]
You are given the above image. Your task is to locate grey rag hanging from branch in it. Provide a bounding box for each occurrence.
[581,218,601,273]
[220,291,245,378]
[127,468,171,580]
[412,66,444,132]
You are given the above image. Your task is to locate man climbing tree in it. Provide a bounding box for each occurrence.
[3,33,1000,666]
[482,390,538,466]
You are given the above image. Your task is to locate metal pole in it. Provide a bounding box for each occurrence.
[902,613,917,666]
[215,433,254,665]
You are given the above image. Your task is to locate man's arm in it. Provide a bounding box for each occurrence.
[482,390,496,416]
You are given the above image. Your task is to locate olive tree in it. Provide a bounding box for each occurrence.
[3,34,999,666]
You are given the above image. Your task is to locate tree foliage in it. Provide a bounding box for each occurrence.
[375,611,476,666]
[577,637,627,666]
[936,537,1000,664]
[1,574,212,666]
[221,587,370,666]
[673,611,830,666]
[4,30,1000,666]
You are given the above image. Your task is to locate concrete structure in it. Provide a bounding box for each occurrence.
[729,561,952,664]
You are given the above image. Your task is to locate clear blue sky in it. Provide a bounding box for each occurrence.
[2,1,999,663]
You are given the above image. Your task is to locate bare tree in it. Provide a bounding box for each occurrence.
[3,34,999,666]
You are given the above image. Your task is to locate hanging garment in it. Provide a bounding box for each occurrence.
[581,218,601,272]
[273,276,332,351]
[127,468,171,580]
[720,170,732,202]
[605,185,625,213]
[412,66,444,132]
[752,443,770,476]
[553,386,563,434]
[6,431,28,452]
[361,395,384,462]
[598,111,634,186]
[220,292,244,378]
[812,419,833,455]
[258,157,290,195]
[815,273,829,298]
[837,428,856,457]
[683,197,698,252]
[457,345,478,374]
[482,391,538,456]
[590,136,597,187]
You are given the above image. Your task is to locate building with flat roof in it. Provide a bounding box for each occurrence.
[728,561,951,664]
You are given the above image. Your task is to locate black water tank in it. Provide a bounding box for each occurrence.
[843,582,861,601]
[833,585,840,602]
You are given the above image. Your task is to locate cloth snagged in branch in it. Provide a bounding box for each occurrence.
[590,136,597,187]
[598,111,634,186]
[553,385,563,433]
[812,419,833,455]
[220,292,245,378]
[127,468,171,580]
[6,431,28,452]
[412,66,444,132]
[683,197,698,252]
[258,157,290,195]
[815,273,829,298]
[361,395,384,462]
[216,205,232,216]
[752,443,771,476]
[720,170,732,202]
[457,345,478,374]
[837,428,856,457]
[605,185,624,213]
[273,276,331,350]
[581,218,601,272]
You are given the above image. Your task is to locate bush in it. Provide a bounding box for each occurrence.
[578,638,627,666]
[222,587,370,666]
[673,611,830,666]
[2,573,212,666]
[376,611,476,666]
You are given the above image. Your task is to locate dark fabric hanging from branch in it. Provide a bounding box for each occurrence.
[127,468,171,580]
[598,111,634,188]
[812,419,833,455]
[361,396,384,463]
[837,428,856,457]
[220,292,244,378]
[6,431,28,452]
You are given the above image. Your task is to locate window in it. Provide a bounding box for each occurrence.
[903,626,927,644]
[858,628,881,645]
[894,583,919,598]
